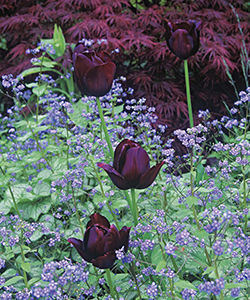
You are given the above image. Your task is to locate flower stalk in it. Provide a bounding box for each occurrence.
[184,59,194,128]
[72,188,85,239]
[105,269,119,300]
[96,97,114,157]
[130,188,139,225]
[90,159,120,230]
[130,262,142,300]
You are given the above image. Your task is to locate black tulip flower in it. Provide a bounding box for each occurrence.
[165,20,201,60]
[97,139,164,190]
[68,213,130,269]
[72,43,116,97]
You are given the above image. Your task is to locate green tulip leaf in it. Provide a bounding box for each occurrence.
[53,24,66,57]
[175,280,198,290]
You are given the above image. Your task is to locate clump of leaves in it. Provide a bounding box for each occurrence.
[0,0,249,133]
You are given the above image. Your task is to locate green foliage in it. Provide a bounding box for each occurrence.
[0,36,7,50]
[0,26,249,299]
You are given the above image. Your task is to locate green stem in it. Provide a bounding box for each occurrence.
[66,122,70,170]
[242,166,248,234]
[20,245,28,287]
[214,257,224,300]
[184,59,194,128]
[91,159,120,230]
[105,269,118,300]
[204,246,212,266]
[190,149,194,196]
[168,278,175,298]
[185,59,195,224]
[158,232,179,278]
[130,189,139,225]
[191,199,212,266]
[72,188,85,239]
[185,59,207,268]
[96,97,114,157]
[192,204,200,229]
[123,190,133,217]
[130,262,142,300]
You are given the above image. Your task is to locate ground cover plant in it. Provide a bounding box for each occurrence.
[0,12,249,300]
[0,0,249,135]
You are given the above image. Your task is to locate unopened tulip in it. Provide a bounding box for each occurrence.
[97,139,164,190]
[68,213,130,269]
[165,20,201,60]
[73,43,116,96]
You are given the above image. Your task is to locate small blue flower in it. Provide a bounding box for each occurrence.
[146,282,158,299]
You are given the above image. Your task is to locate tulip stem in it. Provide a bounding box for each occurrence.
[184,59,194,128]
[105,269,118,300]
[96,97,114,158]
[123,190,133,217]
[72,188,85,239]
[91,159,120,230]
[130,189,139,225]
[184,59,197,227]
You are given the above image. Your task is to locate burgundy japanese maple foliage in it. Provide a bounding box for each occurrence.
[0,0,248,132]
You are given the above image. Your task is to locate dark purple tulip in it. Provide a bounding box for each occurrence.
[165,20,201,60]
[68,213,130,269]
[72,43,116,97]
[97,139,164,190]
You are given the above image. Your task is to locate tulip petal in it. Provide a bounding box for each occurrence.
[113,139,139,172]
[91,251,116,269]
[85,62,116,97]
[118,226,131,252]
[189,21,201,57]
[84,226,106,258]
[97,162,131,190]
[171,21,191,32]
[73,43,88,57]
[97,51,113,63]
[74,53,95,77]
[73,53,95,94]
[136,161,164,189]
[73,44,103,66]
[73,44,116,97]
[68,213,131,270]
[68,238,92,262]
[103,225,120,253]
[165,20,201,60]
[170,30,194,60]
[121,147,150,187]
[87,212,110,229]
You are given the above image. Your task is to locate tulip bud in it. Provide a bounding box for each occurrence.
[68,213,130,269]
[97,139,164,190]
[72,43,116,97]
[165,20,201,60]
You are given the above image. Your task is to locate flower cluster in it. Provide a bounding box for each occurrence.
[0,22,249,299]
[198,278,225,296]
[174,124,208,150]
